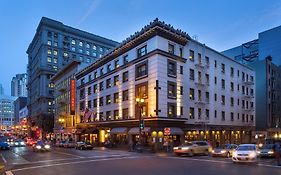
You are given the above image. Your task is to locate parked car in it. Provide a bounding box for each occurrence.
[211,144,238,158]
[14,139,26,147]
[173,141,211,156]
[75,142,93,150]
[0,141,10,150]
[33,141,51,152]
[258,144,275,158]
[26,138,36,146]
[63,141,76,148]
[55,140,66,147]
[232,144,259,163]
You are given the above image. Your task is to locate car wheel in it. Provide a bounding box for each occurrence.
[227,152,231,158]
[189,150,194,157]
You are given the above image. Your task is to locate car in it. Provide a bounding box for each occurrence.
[211,144,238,158]
[0,141,10,150]
[173,141,211,156]
[63,141,76,148]
[232,144,259,163]
[32,141,51,152]
[14,139,26,147]
[6,138,15,146]
[26,138,36,146]
[258,144,275,158]
[55,140,66,147]
[75,142,93,150]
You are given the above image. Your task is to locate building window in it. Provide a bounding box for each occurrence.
[180,86,183,95]
[231,82,234,91]
[214,60,217,68]
[106,111,111,120]
[123,71,129,82]
[106,78,111,88]
[94,71,97,79]
[114,110,119,120]
[180,106,183,115]
[189,88,194,100]
[79,41,83,47]
[205,74,209,85]
[123,55,129,64]
[179,48,183,57]
[206,109,209,120]
[198,53,202,64]
[122,90,129,101]
[214,93,217,101]
[221,95,225,105]
[198,108,202,119]
[123,108,129,119]
[205,92,209,102]
[205,56,209,66]
[189,50,194,61]
[180,66,183,74]
[114,93,119,103]
[107,64,112,72]
[221,63,225,73]
[167,81,177,98]
[167,103,176,118]
[79,101,85,111]
[189,69,194,80]
[93,84,98,93]
[53,50,58,56]
[137,45,147,57]
[231,67,234,77]
[221,79,225,89]
[93,52,97,57]
[167,59,177,77]
[54,41,58,47]
[168,43,174,54]
[88,100,92,109]
[99,81,104,91]
[222,111,225,121]
[87,87,92,95]
[214,110,217,118]
[93,45,96,50]
[47,57,52,63]
[86,43,90,48]
[93,99,97,107]
[231,112,234,121]
[47,49,52,55]
[47,40,52,46]
[189,107,194,119]
[115,59,119,68]
[80,89,85,99]
[100,67,104,76]
[135,61,148,79]
[99,97,103,106]
[71,39,76,45]
[106,95,111,105]
[135,82,148,99]
[231,97,234,106]
[100,47,103,52]
[114,75,119,86]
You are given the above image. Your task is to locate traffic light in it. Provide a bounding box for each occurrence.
[140,119,144,130]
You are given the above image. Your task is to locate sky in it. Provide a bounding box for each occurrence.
[0,0,281,95]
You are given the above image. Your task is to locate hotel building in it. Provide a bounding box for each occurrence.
[75,19,256,148]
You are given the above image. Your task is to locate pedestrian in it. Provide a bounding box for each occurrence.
[273,142,281,166]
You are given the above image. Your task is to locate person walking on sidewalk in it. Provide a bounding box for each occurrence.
[273,142,281,166]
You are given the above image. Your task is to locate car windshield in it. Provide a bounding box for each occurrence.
[237,145,255,151]
[217,144,230,149]
[261,144,274,149]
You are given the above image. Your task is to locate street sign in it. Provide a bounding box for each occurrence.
[164,127,170,135]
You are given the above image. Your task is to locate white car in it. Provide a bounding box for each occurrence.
[232,144,259,163]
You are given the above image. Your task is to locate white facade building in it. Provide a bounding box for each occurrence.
[75,19,255,147]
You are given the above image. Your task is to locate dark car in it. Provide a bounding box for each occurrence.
[0,141,10,150]
[258,144,275,158]
[211,144,238,158]
[33,141,51,152]
[75,142,93,150]
[14,139,26,147]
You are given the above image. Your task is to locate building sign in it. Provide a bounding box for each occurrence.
[164,127,170,136]
[70,79,76,115]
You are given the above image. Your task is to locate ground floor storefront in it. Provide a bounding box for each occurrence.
[73,118,253,150]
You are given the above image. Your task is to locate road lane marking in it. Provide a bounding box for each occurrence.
[7,156,147,173]
[163,156,281,168]
[10,154,132,165]
[5,171,13,175]
[1,154,7,163]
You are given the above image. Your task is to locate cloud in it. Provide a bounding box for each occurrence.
[77,0,101,26]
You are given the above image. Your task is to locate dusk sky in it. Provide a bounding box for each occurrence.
[0,0,281,95]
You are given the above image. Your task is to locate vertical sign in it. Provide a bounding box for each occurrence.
[70,79,76,115]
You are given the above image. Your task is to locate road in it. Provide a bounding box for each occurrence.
[1,146,280,175]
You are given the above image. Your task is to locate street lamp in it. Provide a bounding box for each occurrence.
[136,97,145,144]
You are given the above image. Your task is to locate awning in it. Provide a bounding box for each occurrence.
[110,127,127,134]
[167,127,184,135]
[128,127,150,134]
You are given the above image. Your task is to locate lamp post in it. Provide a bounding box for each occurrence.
[136,97,145,144]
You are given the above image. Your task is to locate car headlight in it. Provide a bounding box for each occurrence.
[44,145,50,149]
[268,151,274,154]
[233,151,237,157]
[173,147,178,150]
[221,150,226,153]
[257,151,261,154]
[249,152,256,158]
[211,150,215,153]
[15,142,19,145]
[36,145,42,149]
[182,147,189,150]
[20,142,25,145]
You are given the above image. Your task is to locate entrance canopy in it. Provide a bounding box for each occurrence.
[110,127,127,134]
[128,127,150,134]
[167,127,184,135]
